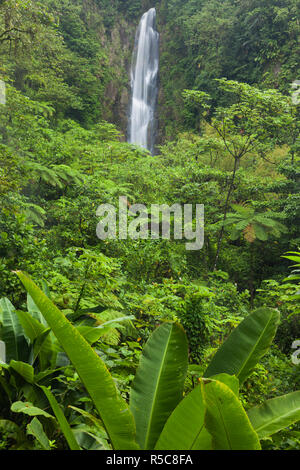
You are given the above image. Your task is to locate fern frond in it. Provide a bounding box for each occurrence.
[253,223,268,241]
[23,203,46,227]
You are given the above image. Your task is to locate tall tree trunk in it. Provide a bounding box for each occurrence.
[250,242,255,308]
[214,155,239,270]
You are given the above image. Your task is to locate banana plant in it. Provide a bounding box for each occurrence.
[0,285,138,450]
[0,295,133,369]
[11,272,300,450]
[0,291,58,367]
[14,272,139,450]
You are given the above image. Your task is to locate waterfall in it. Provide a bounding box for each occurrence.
[128,8,159,155]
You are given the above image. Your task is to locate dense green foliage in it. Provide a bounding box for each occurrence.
[158,0,300,137]
[0,272,298,450]
[0,0,299,451]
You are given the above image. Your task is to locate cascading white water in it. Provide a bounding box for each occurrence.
[128,8,159,155]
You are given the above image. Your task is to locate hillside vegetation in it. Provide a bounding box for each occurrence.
[0,0,299,451]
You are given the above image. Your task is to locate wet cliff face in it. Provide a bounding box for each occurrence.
[105,1,180,145]
[64,1,206,143]
[101,19,135,138]
[98,1,162,140]
[9,0,295,145]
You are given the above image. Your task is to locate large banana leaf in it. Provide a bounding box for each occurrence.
[16,271,139,450]
[27,294,48,327]
[130,322,188,450]
[41,386,80,450]
[202,379,261,450]
[10,360,34,383]
[11,400,54,418]
[204,308,280,384]
[0,298,29,363]
[27,417,51,450]
[16,309,46,341]
[155,384,212,450]
[248,391,300,439]
[210,373,240,396]
[16,310,54,368]
[17,309,59,370]
[155,373,239,450]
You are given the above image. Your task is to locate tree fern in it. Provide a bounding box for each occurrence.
[223,204,287,243]
[24,161,85,188]
[23,203,46,227]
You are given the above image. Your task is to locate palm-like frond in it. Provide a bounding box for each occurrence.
[90,309,135,346]
[282,252,300,283]
[223,204,287,243]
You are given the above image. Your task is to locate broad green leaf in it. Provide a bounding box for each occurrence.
[72,424,109,450]
[41,386,80,450]
[282,255,300,263]
[16,309,46,342]
[27,289,56,346]
[27,417,51,450]
[41,280,51,299]
[16,310,54,367]
[33,329,51,356]
[0,298,29,362]
[248,391,300,439]
[16,271,139,450]
[210,373,239,396]
[130,322,188,450]
[32,329,52,368]
[11,401,53,418]
[27,294,48,326]
[204,308,280,384]
[10,360,34,383]
[155,385,212,450]
[202,379,261,450]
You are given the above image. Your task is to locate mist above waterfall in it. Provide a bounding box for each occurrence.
[128,8,159,155]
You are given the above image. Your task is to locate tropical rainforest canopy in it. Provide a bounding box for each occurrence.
[0,0,299,451]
